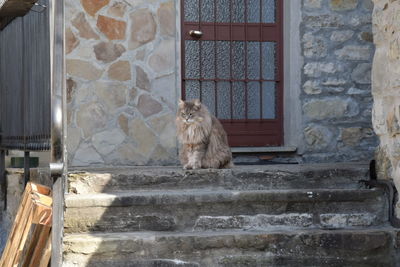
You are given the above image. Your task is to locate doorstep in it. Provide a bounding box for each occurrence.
[231,146,297,153]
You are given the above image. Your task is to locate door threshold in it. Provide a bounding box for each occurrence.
[231,146,297,153]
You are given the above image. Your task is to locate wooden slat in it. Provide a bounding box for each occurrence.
[32,203,52,226]
[30,183,51,196]
[12,199,35,265]
[32,192,53,207]
[27,226,51,267]
[21,224,43,267]
[1,184,33,266]
[38,232,52,267]
[0,182,53,267]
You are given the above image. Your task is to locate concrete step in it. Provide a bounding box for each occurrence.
[62,228,400,267]
[67,163,370,194]
[64,188,388,233]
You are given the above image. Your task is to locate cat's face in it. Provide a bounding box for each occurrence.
[178,99,204,125]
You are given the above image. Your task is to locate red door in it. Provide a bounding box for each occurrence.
[181,0,283,147]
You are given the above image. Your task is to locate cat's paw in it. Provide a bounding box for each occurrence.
[183,164,192,170]
[192,163,202,169]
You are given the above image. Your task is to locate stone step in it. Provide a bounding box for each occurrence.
[62,257,395,267]
[62,228,400,267]
[218,255,399,267]
[67,163,370,194]
[64,188,388,233]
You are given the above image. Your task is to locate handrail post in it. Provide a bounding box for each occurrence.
[0,150,5,210]
[24,151,29,185]
[49,0,66,265]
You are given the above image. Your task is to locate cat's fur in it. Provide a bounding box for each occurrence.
[176,99,233,169]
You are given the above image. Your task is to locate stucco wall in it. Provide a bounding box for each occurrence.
[372,0,400,217]
[300,0,377,162]
[66,0,179,166]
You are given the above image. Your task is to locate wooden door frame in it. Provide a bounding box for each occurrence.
[180,0,284,147]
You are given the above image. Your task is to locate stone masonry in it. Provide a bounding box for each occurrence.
[66,0,179,166]
[372,0,400,218]
[65,0,379,167]
[301,0,377,162]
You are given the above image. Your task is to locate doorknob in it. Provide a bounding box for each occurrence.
[189,30,203,38]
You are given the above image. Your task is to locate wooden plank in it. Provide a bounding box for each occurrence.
[32,192,53,207]
[0,182,53,267]
[39,232,52,267]
[2,183,35,264]
[27,226,51,267]
[0,184,33,266]
[32,203,52,226]
[12,200,35,266]
[31,183,51,196]
[21,225,44,267]
[4,201,32,266]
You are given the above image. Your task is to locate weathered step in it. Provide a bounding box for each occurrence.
[68,163,370,193]
[63,259,200,267]
[218,255,399,267]
[64,188,388,233]
[62,228,400,267]
[63,257,395,267]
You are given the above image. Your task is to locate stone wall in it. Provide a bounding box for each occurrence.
[65,0,378,167]
[372,0,400,217]
[300,0,377,162]
[66,0,179,166]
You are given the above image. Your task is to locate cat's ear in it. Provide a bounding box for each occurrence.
[194,99,201,107]
[178,99,185,107]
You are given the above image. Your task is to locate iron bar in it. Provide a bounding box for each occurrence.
[244,0,248,120]
[24,151,29,185]
[214,0,218,117]
[49,0,66,265]
[229,0,233,120]
[0,150,5,210]
[180,0,186,100]
[198,0,203,101]
[259,0,263,119]
[277,0,284,144]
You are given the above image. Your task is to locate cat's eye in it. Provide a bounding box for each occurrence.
[181,113,185,116]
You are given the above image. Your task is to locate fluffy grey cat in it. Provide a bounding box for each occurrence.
[176,99,233,169]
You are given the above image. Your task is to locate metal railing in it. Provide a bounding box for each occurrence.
[49,0,66,265]
[0,0,66,265]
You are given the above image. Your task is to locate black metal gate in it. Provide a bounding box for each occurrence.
[0,0,51,153]
[0,0,66,264]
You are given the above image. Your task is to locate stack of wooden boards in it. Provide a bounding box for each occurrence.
[0,182,52,267]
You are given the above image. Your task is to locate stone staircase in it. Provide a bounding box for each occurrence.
[62,164,400,267]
